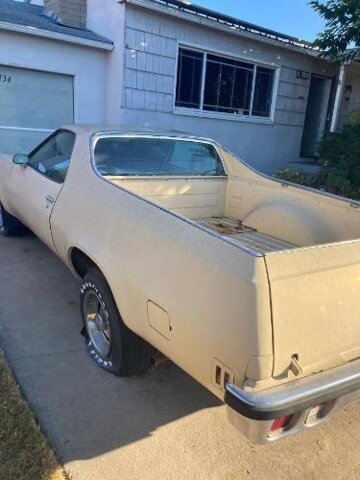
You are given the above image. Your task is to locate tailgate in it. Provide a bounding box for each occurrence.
[265,240,360,377]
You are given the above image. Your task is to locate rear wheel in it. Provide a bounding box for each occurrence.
[0,204,25,236]
[80,268,155,376]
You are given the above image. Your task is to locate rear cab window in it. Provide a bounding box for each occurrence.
[93,136,226,177]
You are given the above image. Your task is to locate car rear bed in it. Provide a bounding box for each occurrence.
[196,217,296,254]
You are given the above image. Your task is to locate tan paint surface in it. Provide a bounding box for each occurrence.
[45,130,273,398]
[265,241,360,377]
[1,125,360,398]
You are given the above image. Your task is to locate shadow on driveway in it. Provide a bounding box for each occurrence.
[1,235,360,480]
[0,235,221,459]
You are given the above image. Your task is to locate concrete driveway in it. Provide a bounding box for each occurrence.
[1,234,360,480]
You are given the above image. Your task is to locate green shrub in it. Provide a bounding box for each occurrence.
[345,109,360,126]
[273,168,317,187]
[317,123,360,199]
[274,121,360,201]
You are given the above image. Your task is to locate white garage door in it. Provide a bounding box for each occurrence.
[0,65,74,154]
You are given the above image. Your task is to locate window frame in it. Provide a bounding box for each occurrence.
[91,134,228,179]
[174,44,279,123]
[27,128,76,184]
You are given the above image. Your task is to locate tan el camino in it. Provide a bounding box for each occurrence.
[1,125,360,443]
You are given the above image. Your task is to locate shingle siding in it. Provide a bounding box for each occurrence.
[121,4,339,171]
[124,17,176,112]
[124,6,333,123]
[275,67,310,126]
[124,7,182,113]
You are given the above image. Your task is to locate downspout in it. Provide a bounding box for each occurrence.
[330,63,346,132]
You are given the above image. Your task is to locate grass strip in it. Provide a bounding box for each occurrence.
[0,349,66,480]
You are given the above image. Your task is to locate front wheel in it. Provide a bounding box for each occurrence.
[80,268,155,376]
[0,204,26,236]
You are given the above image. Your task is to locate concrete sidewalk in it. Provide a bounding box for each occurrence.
[0,234,360,480]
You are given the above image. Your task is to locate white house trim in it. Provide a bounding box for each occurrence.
[125,0,321,58]
[173,42,281,123]
[0,20,114,50]
[172,108,276,125]
[175,40,282,70]
[0,126,53,133]
[330,63,346,132]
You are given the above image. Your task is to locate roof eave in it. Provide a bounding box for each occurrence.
[0,20,114,50]
[125,0,323,59]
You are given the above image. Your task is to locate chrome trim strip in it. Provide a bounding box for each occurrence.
[86,130,359,256]
[91,132,229,176]
[88,132,263,258]
[218,144,360,208]
[225,358,360,420]
[227,388,360,443]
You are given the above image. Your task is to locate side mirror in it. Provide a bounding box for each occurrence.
[13,154,29,166]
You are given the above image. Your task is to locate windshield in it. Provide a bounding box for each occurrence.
[93,137,226,177]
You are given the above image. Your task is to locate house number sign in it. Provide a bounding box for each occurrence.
[0,74,12,84]
[296,70,310,80]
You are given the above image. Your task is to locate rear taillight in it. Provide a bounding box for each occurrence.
[270,415,293,434]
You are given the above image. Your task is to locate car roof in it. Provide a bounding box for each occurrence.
[62,124,215,143]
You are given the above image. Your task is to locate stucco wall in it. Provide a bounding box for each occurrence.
[87,0,125,124]
[121,4,336,173]
[0,28,108,147]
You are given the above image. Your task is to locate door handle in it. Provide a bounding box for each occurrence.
[45,195,55,204]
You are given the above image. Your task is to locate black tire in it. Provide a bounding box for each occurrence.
[80,268,155,376]
[0,203,26,236]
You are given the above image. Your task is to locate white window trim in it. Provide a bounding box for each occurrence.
[174,43,280,124]
[173,107,275,124]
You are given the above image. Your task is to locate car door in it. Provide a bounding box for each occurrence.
[6,129,75,250]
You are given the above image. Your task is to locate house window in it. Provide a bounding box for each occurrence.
[204,54,254,115]
[175,48,276,119]
[176,49,204,109]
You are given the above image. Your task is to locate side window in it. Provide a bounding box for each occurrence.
[28,130,76,183]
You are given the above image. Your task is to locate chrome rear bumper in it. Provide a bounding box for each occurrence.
[225,358,360,443]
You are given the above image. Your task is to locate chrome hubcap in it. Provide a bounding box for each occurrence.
[83,291,111,357]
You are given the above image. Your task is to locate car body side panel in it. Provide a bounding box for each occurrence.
[4,164,62,251]
[0,153,14,212]
[49,133,274,398]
